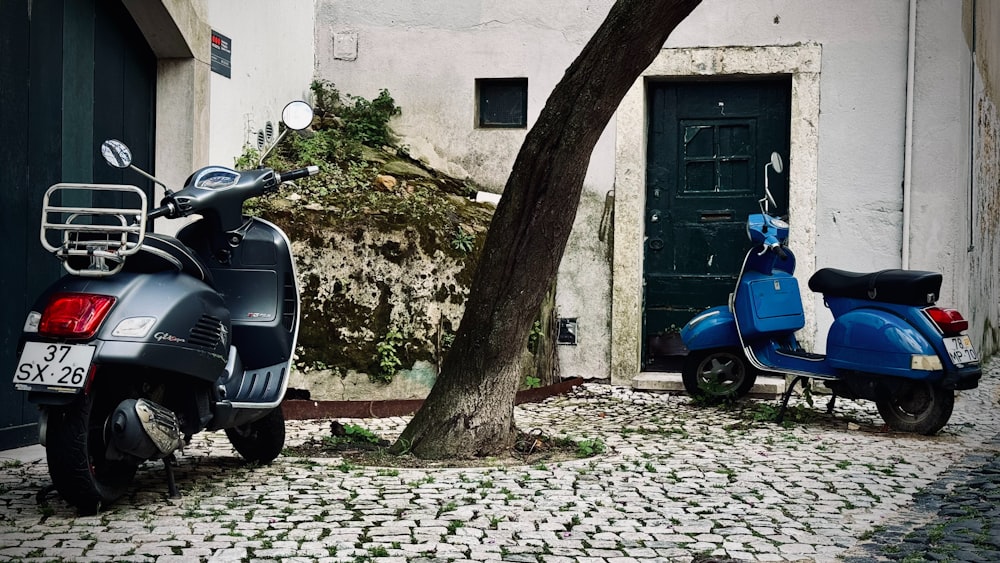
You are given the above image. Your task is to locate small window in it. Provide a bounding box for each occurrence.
[476,78,528,128]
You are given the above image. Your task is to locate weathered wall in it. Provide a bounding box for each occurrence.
[313,0,989,382]
[968,0,1000,356]
[267,197,493,400]
[314,0,618,380]
[205,1,315,167]
[908,0,973,316]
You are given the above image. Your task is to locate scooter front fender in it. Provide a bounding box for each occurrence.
[680,306,740,351]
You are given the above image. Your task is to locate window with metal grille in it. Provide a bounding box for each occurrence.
[476,78,528,128]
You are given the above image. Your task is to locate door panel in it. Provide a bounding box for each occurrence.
[644,80,790,367]
[0,0,155,449]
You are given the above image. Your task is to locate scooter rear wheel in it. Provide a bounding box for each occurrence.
[682,347,758,402]
[225,406,286,464]
[44,386,139,515]
[875,381,954,435]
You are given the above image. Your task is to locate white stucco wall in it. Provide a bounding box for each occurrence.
[205,1,316,167]
[312,0,979,382]
[908,1,974,312]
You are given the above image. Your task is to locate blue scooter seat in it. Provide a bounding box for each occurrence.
[808,268,940,306]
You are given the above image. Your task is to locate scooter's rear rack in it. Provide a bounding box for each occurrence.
[40,183,148,277]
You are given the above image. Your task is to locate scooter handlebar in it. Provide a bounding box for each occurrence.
[758,239,788,259]
[276,165,319,184]
[148,202,176,220]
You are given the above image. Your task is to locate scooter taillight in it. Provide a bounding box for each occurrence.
[925,307,969,336]
[38,293,116,339]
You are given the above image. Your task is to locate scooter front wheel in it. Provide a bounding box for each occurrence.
[225,407,286,464]
[682,347,758,402]
[875,381,954,435]
[44,386,139,515]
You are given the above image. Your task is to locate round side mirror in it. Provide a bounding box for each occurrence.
[101,139,133,168]
[770,152,784,174]
[282,101,314,131]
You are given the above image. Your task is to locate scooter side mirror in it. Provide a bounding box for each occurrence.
[282,101,314,131]
[101,140,133,169]
[770,151,784,174]
[761,151,784,213]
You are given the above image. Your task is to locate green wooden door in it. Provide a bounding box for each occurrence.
[644,80,790,367]
[0,0,155,450]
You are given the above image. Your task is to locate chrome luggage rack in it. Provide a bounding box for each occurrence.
[40,183,148,277]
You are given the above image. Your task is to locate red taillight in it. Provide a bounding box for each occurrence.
[38,293,116,339]
[925,307,969,336]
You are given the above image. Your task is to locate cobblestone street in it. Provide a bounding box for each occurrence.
[1,361,999,562]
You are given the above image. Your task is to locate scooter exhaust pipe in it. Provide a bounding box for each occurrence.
[106,399,185,461]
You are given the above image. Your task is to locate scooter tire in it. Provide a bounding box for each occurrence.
[44,387,139,515]
[682,347,758,402]
[225,406,286,464]
[875,381,954,435]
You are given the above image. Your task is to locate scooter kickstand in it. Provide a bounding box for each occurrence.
[826,393,837,414]
[776,376,806,424]
[164,454,180,498]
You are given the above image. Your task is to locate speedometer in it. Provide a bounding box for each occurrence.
[194,167,240,189]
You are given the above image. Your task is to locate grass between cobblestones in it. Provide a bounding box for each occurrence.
[0,367,998,562]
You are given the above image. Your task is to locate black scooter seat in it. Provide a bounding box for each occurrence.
[808,268,941,306]
[126,234,214,286]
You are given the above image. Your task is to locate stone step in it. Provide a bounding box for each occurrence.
[633,372,787,398]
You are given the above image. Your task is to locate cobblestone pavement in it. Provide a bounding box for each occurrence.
[1,361,999,563]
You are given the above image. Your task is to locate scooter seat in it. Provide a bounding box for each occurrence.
[124,234,215,286]
[808,268,941,306]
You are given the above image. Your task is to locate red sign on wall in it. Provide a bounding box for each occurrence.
[211,30,231,78]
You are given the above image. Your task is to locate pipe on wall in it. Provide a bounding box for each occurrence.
[902,0,917,270]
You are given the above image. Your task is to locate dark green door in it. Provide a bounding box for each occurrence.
[0,0,155,449]
[644,79,790,367]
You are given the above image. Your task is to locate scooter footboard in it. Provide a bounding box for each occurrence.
[827,308,939,378]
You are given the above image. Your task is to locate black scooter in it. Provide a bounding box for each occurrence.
[12,101,318,514]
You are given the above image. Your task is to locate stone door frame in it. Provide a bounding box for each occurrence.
[611,43,822,385]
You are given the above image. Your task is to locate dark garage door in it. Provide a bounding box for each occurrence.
[0,0,156,449]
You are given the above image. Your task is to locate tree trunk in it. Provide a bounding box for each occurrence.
[393,0,702,459]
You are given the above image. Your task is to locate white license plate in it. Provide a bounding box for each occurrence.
[13,342,95,391]
[943,335,978,365]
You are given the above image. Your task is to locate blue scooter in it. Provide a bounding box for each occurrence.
[680,152,981,434]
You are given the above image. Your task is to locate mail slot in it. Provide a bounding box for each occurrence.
[700,211,734,222]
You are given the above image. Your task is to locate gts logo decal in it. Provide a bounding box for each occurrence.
[154,332,186,343]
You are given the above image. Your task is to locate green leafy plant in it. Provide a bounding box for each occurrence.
[372,329,404,383]
[323,423,383,447]
[574,438,606,458]
[340,89,401,147]
[527,320,543,354]
[450,227,475,253]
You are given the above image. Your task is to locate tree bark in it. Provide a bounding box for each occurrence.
[393,0,702,459]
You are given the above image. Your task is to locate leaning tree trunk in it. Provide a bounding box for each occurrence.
[392,0,702,459]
